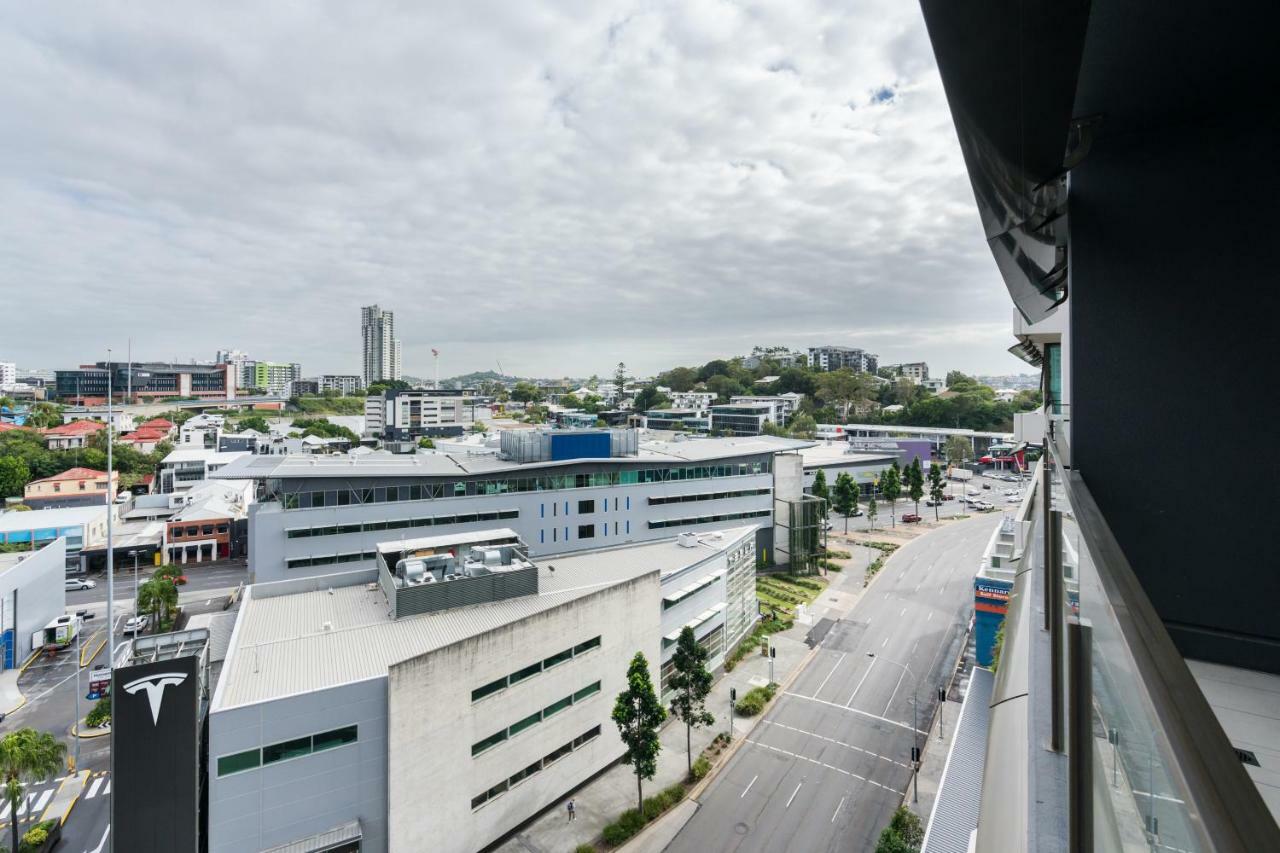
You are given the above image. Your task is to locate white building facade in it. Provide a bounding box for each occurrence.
[361,305,401,386]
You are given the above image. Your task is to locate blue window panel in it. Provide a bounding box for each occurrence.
[564,501,569,515]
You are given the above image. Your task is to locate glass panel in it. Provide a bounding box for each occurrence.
[312,725,358,752]
[263,736,312,765]
[472,677,507,703]
[573,681,601,703]
[509,759,542,786]
[543,648,573,670]
[509,662,542,685]
[508,711,542,737]
[544,741,573,765]
[542,695,573,719]
[471,730,508,756]
[573,636,601,656]
[217,749,261,776]
[573,725,602,749]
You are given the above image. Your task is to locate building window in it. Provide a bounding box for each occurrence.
[578,499,595,514]
[263,736,311,765]
[470,680,603,757]
[312,725,358,752]
[472,724,601,810]
[172,528,183,538]
[577,524,595,540]
[216,749,261,776]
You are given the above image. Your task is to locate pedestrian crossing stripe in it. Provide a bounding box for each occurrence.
[0,787,55,822]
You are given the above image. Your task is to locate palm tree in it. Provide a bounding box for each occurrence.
[1,728,67,853]
[137,576,179,630]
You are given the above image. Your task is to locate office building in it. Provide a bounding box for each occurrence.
[882,362,929,382]
[806,346,878,374]
[361,305,401,386]
[239,361,303,397]
[288,379,320,397]
[162,480,252,564]
[668,391,716,411]
[742,350,806,370]
[205,526,755,853]
[0,361,15,389]
[158,448,251,494]
[55,361,236,403]
[215,349,251,390]
[728,393,804,425]
[644,409,710,433]
[23,467,118,509]
[917,3,1280,849]
[365,388,475,440]
[0,506,108,572]
[0,539,66,670]
[321,374,363,395]
[708,402,774,436]
[210,430,875,583]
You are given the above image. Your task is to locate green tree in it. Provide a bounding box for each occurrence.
[613,362,629,399]
[787,412,817,439]
[815,369,870,420]
[236,415,271,433]
[153,563,183,583]
[559,393,583,410]
[928,463,945,521]
[832,472,858,534]
[580,393,604,414]
[137,576,179,629]
[1,727,67,853]
[867,488,878,530]
[655,366,699,392]
[882,462,901,527]
[944,435,972,469]
[23,402,63,430]
[874,805,924,853]
[906,458,924,515]
[510,381,543,404]
[944,370,970,388]
[612,652,666,812]
[418,437,435,449]
[0,456,30,498]
[632,386,670,412]
[667,627,715,778]
[811,468,831,508]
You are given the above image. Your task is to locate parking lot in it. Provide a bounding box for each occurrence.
[824,468,1030,532]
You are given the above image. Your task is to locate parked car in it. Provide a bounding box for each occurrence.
[902,513,922,523]
[975,501,996,511]
[122,615,150,635]
[943,494,956,501]
[981,483,992,490]
[65,578,96,591]
[1006,494,1022,503]
[926,498,943,507]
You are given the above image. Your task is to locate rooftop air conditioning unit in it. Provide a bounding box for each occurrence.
[677,532,699,548]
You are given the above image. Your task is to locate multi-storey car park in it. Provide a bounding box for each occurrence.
[203,526,757,853]
[212,429,898,584]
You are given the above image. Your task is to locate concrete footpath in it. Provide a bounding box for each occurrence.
[0,666,26,716]
[40,769,90,826]
[496,544,877,853]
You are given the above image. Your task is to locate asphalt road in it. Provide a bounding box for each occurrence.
[667,512,1002,853]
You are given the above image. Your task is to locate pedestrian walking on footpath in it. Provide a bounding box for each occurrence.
[567,798,576,822]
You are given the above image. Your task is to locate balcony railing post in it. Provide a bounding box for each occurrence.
[1069,617,1094,853]
[1042,453,1053,631]
[1050,509,1065,752]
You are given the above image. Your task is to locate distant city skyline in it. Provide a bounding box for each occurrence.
[1,1,1019,380]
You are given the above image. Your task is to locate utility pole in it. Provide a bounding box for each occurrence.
[74,620,81,770]
[106,350,115,669]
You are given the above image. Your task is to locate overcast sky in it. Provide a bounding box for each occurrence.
[0,1,1021,381]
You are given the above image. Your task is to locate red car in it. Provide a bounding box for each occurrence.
[902,513,922,523]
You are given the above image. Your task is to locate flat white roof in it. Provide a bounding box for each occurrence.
[212,527,753,711]
[0,505,105,532]
[799,443,900,467]
[162,448,251,465]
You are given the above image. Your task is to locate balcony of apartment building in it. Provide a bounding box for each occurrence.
[929,442,1280,853]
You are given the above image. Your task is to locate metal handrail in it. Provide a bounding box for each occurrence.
[1048,435,1279,851]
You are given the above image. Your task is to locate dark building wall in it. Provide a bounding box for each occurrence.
[1069,110,1279,670]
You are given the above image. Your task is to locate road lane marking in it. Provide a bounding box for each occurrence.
[89,823,111,853]
[881,637,888,648]
[760,720,911,769]
[927,612,933,621]
[813,653,846,698]
[87,777,103,799]
[32,789,54,813]
[745,740,898,792]
[832,796,846,823]
[787,691,926,735]
[741,775,757,798]
[103,779,111,795]
[846,657,876,706]
[786,781,803,809]
[899,607,906,617]
[882,666,908,716]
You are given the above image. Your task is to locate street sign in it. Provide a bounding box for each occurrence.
[87,691,101,701]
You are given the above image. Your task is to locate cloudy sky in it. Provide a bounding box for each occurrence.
[0,1,1017,381]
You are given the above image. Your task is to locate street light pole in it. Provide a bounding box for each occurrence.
[74,620,81,770]
[130,550,139,620]
[868,652,920,803]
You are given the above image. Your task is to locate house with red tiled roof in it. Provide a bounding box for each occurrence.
[118,428,173,453]
[23,466,119,509]
[41,419,105,450]
[138,417,176,432]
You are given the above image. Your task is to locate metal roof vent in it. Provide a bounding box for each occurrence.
[322,621,333,631]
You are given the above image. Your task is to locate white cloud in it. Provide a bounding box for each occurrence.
[0,0,1017,380]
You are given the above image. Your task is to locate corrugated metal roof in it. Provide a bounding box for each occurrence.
[185,611,237,663]
[260,819,361,853]
[922,666,996,853]
[212,531,747,711]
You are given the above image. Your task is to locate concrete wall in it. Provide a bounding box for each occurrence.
[250,473,773,583]
[0,538,67,667]
[206,678,389,853]
[386,574,661,853]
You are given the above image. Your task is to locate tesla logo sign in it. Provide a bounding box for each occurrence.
[123,672,188,725]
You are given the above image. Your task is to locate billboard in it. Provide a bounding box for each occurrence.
[111,654,200,853]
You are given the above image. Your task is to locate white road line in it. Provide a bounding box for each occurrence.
[813,653,846,698]
[103,779,111,795]
[788,691,926,735]
[882,665,908,717]
[1131,789,1187,805]
[760,720,911,769]
[927,612,933,621]
[832,795,846,823]
[899,607,906,617]
[89,824,111,853]
[881,637,888,648]
[32,788,54,813]
[786,781,803,809]
[745,740,898,793]
[87,777,103,799]
[205,599,212,605]
[741,775,757,798]
[846,657,876,706]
